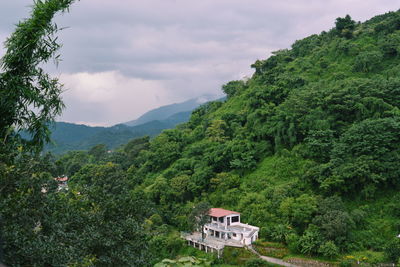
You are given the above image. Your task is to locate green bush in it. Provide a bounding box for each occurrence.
[298,225,324,255]
[385,238,400,262]
[245,258,270,267]
[286,233,300,253]
[318,241,339,259]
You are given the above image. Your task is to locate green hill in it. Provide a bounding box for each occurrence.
[45,96,223,154]
[112,11,399,265]
[44,111,193,153]
[58,10,400,266]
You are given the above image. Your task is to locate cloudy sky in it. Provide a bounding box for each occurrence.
[1,0,399,126]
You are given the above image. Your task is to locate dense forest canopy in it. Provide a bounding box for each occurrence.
[1,1,400,266]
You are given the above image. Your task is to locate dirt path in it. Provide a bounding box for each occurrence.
[247,246,299,267]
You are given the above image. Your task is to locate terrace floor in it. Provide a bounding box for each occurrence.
[183,232,244,249]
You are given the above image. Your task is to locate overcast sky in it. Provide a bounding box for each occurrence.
[1,0,399,126]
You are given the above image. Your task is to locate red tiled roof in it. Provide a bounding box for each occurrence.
[54,177,68,182]
[209,208,240,218]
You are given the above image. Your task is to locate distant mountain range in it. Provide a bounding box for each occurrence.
[123,96,212,127]
[45,95,222,154]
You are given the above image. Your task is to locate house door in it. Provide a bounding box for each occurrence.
[227,217,230,226]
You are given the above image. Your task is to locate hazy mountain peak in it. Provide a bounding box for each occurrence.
[123,94,221,127]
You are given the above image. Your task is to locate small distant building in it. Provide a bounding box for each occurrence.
[54,176,69,191]
[182,208,259,257]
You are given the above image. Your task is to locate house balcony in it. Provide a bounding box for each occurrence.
[206,222,258,236]
[182,231,244,249]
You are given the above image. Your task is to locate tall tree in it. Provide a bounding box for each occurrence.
[189,202,211,241]
[0,0,77,151]
[335,15,356,38]
[0,0,76,265]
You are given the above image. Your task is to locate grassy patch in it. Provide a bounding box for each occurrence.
[253,240,289,259]
[222,247,258,266]
[177,245,216,262]
[242,150,313,192]
[342,250,386,265]
[284,254,339,266]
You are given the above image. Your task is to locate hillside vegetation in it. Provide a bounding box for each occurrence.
[63,11,400,265]
[42,96,221,154]
[44,113,189,154]
[124,12,400,264]
[2,6,400,267]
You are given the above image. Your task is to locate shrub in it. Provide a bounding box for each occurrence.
[286,233,300,253]
[245,258,270,267]
[318,241,339,259]
[298,225,324,255]
[384,238,400,262]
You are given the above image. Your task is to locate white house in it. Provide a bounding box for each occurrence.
[182,208,259,257]
[204,208,259,246]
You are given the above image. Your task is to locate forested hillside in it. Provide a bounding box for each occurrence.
[1,3,400,266]
[44,112,190,154]
[42,96,221,154]
[121,12,400,265]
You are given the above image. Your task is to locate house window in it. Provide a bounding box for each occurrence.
[231,216,239,223]
[219,217,224,223]
[233,233,236,237]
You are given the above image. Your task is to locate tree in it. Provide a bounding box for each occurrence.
[279,194,317,230]
[0,1,77,265]
[123,136,150,166]
[312,196,354,249]
[222,80,245,98]
[210,172,240,191]
[206,120,228,142]
[320,118,400,195]
[88,144,108,162]
[353,51,382,72]
[55,150,91,176]
[335,15,356,39]
[69,163,153,266]
[188,202,211,240]
[0,0,78,151]
[170,174,191,201]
